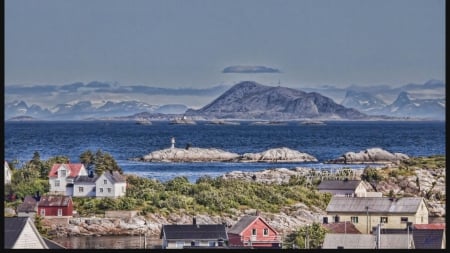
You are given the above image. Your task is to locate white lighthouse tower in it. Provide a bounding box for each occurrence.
[171,137,175,149]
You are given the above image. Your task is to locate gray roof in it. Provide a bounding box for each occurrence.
[17,195,38,213]
[317,180,362,190]
[161,224,228,240]
[38,195,72,207]
[227,216,259,234]
[43,238,66,249]
[103,171,126,183]
[322,234,413,249]
[74,175,99,183]
[326,196,424,213]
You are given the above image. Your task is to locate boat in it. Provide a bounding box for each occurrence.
[300,120,326,125]
[135,119,152,125]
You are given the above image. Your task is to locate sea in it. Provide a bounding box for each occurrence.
[3,120,446,249]
[4,120,445,183]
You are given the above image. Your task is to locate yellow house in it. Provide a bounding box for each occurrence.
[325,196,428,234]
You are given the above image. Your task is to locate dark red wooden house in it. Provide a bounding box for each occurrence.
[37,195,73,217]
[227,214,282,248]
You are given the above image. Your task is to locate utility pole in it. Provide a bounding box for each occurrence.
[366,206,369,234]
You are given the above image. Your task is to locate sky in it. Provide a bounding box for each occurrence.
[5,0,445,89]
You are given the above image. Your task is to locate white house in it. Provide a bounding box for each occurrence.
[95,171,127,198]
[48,163,88,196]
[4,217,48,249]
[5,161,12,185]
[72,174,98,197]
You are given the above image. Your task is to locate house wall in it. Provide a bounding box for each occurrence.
[95,174,115,198]
[235,218,280,247]
[12,219,48,249]
[354,184,368,197]
[326,211,428,234]
[113,182,127,197]
[165,239,218,249]
[38,200,73,217]
[5,162,12,185]
[95,174,126,198]
[49,164,87,194]
[72,183,96,197]
[412,200,429,224]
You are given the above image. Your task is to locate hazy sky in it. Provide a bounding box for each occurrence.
[5,0,445,89]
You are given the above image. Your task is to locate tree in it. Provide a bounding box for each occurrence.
[80,149,123,175]
[285,222,328,249]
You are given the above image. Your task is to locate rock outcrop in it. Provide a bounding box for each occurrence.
[139,147,317,163]
[328,147,409,164]
[140,147,240,162]
[241,147,317,162]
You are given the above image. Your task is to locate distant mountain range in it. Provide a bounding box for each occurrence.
[4,79,445,121]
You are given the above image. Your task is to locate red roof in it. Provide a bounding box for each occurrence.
[322,221,361,234]
[48,163,85,178]
[414,223,445,230]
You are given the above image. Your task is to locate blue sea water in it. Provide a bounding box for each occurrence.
[4,120,445,182]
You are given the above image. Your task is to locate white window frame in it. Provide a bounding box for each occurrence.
[104,179,107,185]
[351,216,359,223]
[380,216,388,223]
[57,208,62,216]
[263,228,269,236]
[79,186,84,193]
[252,228,257,236]
[40,209,45,216]
[59,169,66,177]
[107,188,112,193]
[100,188,104,193]
[55,180,60,187]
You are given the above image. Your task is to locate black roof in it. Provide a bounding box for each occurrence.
[161,224,228,240]
[413,229,445,249]
[43,238,66,249]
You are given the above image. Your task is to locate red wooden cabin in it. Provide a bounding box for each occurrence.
[227,214,282,248]
[37,195,73,217]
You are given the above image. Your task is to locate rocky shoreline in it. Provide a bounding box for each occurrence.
[44,164,445,239]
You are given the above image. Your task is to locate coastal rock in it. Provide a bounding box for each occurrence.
[241,147,318,162]
[328,147,409,164]
[141,147,240,162]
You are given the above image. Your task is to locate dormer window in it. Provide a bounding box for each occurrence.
[60,169,66,177]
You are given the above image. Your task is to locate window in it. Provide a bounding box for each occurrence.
[400,217,408,223]
[57,208,62,216]
[252,228,257,236]
[100,188,104,193]
[40,209,45,216]
[104,179,107,185]
[60,170,66,177]
[55,180,60,187]
[108,188,112,193]
[351,216,359,223]
[78,187,84,193]
[345,193,352,197]
[176,241,184,248]
[380,217,388,223]
[263,228,269,236]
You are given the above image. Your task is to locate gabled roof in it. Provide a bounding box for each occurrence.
[48,163,85,178]
[413,223,445,249]
[322,234,412,249]
[227,215,278,235]
[101,170,126,183]
[161,224,228,240]
[4,217,47,249]
[317,180,362,191]
[74,175,99,183]
[38,195,72,207]
[17,195,38,213]
[42,238,66,249]
[326,196,424,213]
[322,221,361,234]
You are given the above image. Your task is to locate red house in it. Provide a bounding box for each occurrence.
[37,195,73,217]
[227,214,282,248]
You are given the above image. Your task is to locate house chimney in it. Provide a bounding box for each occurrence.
[34,191,41,201]
[193,217,196,225]
[256,210,260,216]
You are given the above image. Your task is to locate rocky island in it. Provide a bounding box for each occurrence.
[327,147,409,164]
[137,146,317,163]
